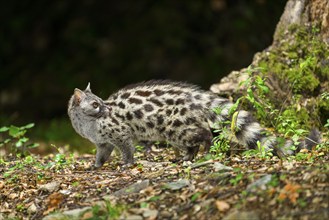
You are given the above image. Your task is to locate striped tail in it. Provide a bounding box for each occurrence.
[208,99,321,156]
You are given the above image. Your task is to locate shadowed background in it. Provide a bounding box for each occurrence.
[0,0,286,150]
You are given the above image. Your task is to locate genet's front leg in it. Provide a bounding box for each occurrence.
[95,143,115,168]
[115,139,135,165]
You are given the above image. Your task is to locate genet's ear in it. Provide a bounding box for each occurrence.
[85,82,91,92]
[73,88,85,105]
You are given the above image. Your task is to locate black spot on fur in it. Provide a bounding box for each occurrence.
[175,98,185,105]
[173,108,179,115]
[194,94,201,100]
[168,90,182,95]
[144,104,154,112]
[159,127,166,133]
[106,102,117,106]
[118,102,125,109]
[110,117,119,125]
[180,108,187,116]
[121,93,130,99]
[136,90,152,97]
[133,109,144,119]
[166,99,174,105]
[149,98,163,107]
[190,103,203,110]
[126,112,133,120]
[178,130,187,140]
[167,130,175,137]
[186,117,197,125]
[146,121,155,128]
[128,98,143,104]
[173,119,183,127]
[157,115,164,125]
[154,89,165,96]
[114,113,125,120]
[166,109,172,116]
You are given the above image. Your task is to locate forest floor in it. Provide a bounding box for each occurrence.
[0,146,328,220]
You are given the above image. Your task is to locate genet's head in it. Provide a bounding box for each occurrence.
[68,83,110,118]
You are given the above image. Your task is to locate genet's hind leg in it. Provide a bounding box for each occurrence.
[179,127,213,161]
[183,146,200,161]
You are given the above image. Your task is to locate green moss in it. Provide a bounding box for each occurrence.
[251,24,329,133]
[276,107,310,135]
[261,25,328,93]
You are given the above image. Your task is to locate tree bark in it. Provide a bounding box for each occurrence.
[210,0,329,94]
[210,0,329,128]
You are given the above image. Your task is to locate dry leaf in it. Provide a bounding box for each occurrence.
[278,182,301,204]
[215,200,230,212]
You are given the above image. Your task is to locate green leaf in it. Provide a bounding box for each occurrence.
[259,85,269,93]
[9,126,25,138]
[191,192,201,202]
[21,123,35,130]
[19,137,29,143]
[16,140,23,147]
[0,127,9,132]
[27,143,39,149]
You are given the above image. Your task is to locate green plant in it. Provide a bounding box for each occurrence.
[210,127,231,157]
[0,123,39,156]
[183,166,192,179]
[242,141,273,159]
[135,145,144,152]
[191,192,202,202]
[239,66,274,122]
[229,168,244,186]
[41,144,76,170]
[87,201,124,220]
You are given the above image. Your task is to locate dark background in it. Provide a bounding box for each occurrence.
[0,0,286,147]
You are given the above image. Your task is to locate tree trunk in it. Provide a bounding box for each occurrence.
[210,0,329,128]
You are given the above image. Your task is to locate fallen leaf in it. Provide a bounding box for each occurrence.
[47,192,64,209]
[215,200,230,212]
[278,182,301,204]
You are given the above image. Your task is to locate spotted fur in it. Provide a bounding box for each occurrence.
[68,80,321,167]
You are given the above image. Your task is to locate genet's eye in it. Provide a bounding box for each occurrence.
[92,102,100,108]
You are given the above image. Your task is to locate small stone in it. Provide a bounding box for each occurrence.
[213,162,233,172]
[113,180,150,197]
[164,179,190,190]
[43,207,91,220]
[39,181,60,192]
[160,211,172,218]
[125,215,143,220]
[59,189,71,195]
[223,210,259,220]
[142,209,158,218]
[246,174,272,193]
[27,203,38,213]
[215,200,230,212]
